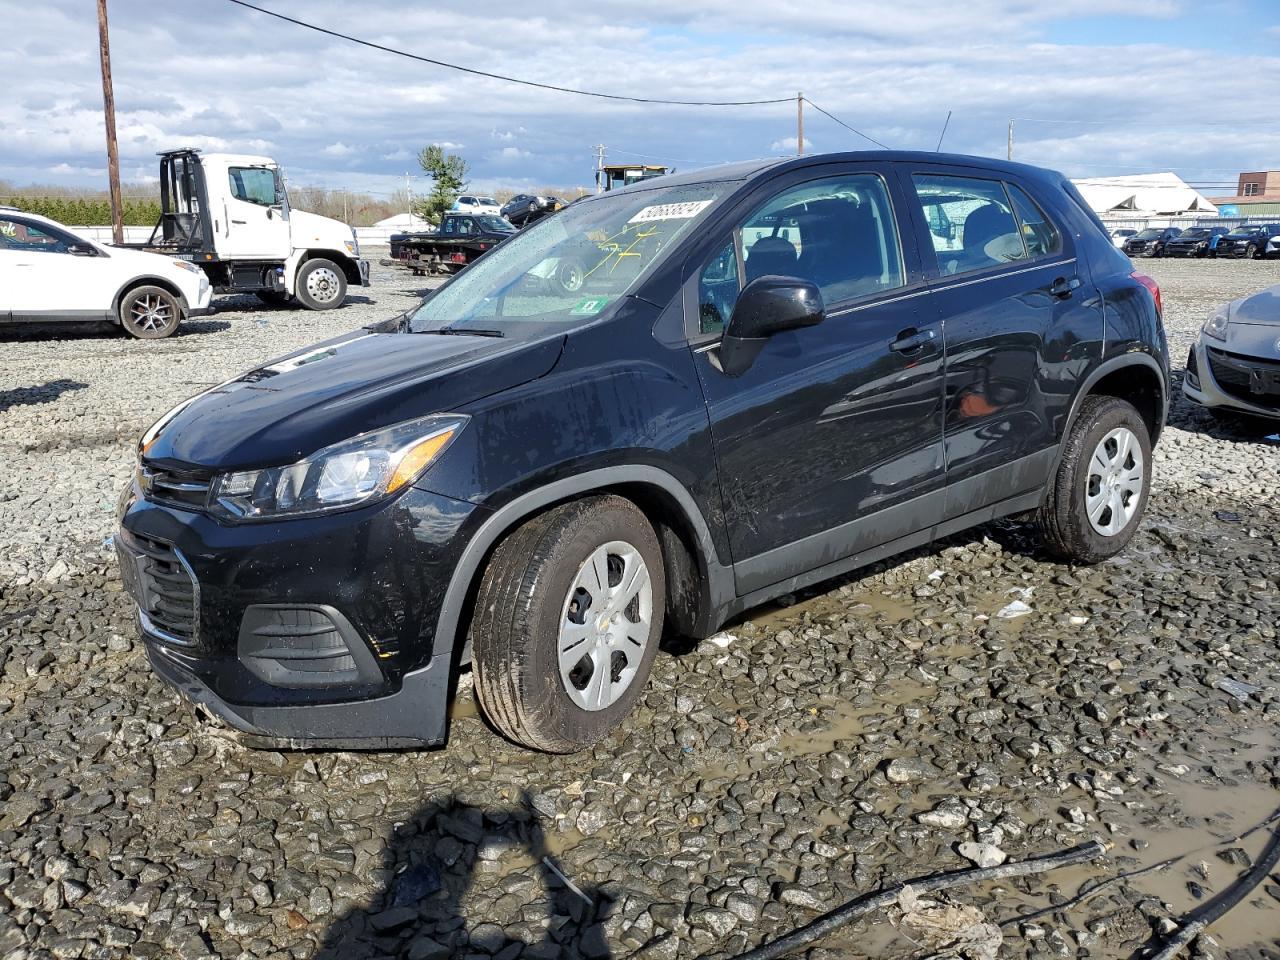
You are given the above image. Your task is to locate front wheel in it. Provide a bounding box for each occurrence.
[472,495,665,753]
[1035,396,1152,563]
[1246,243,1259,260]
[119,285,181,339]
[294,258,347,310]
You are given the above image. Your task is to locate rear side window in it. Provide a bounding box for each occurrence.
[1006,183,1061,257]
[912,174,1026,276]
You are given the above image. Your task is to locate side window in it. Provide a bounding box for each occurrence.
[0,217,72,253]
[228,167,279,206]
[697,239,740,335]
[912,174,1026,276]
[1006,183,1060,258]
[442,219,456,235]
[457,218,475,235]
[739,173,905,307]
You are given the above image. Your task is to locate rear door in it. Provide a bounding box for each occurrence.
[900,165,1104,523]
[217,162,291,260]
[687,162,946,595]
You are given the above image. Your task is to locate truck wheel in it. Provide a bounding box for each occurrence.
[119,285,181,339]
[1035,395,1151,563]
[472,495,665,753]
[295,258,347,310]
[256,290,292,305]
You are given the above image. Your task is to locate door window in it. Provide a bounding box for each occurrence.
[697,173,905,334]
[912,175,1026,276]
[0,217,74,253]
[227,167,280,206]
[1006,183,1061,257]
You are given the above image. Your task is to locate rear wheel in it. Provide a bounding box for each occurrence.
[472,495,665,753]
[294,258,347,310]
[119,285,181,339]
[1036,396,1151,563]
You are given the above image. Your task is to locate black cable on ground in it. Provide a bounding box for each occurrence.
[1142,812,1280,960]
[727,839,1110,960]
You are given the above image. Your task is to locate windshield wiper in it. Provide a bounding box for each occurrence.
[421,326,505,338]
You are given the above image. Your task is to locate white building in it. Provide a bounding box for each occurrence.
[1071,172,1217,218]
[374,213,432,230]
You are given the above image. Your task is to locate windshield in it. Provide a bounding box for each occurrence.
[476,216,516,233]
[1134,228,1163,240]
[409,181,729,334]
[1227,227,1259,237]
[1180,229,1209,239]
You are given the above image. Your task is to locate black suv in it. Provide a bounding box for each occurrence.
[1122,226,1181,258]
[1163,225,1229,258]
[117,152,1169,752]
[1215,223,1280,259]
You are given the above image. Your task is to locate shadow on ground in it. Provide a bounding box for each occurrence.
[314,790,614,960]
[0,378,87,413]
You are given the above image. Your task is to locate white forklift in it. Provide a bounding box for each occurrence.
[123,149,369,309]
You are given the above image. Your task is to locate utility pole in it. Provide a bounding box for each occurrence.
[1007,119,1014,161]
[594,144,606,193]
[95,0,123,244]
[342,189,348,225]
[797,92,804,156]
[405,172,413,222]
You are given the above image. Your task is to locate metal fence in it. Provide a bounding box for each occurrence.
[1099,215,1264,233]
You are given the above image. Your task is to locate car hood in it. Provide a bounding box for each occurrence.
[1228,285,1280,327]
[144,329,566,472]
[289,208,354,247]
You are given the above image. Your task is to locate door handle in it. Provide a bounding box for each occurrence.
[1049,276,1082,298]
[231,219,247,225]
[890,327,937,353]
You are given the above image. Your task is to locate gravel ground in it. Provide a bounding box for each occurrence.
[2,255,1279,960]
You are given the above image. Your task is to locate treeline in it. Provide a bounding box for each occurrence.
[1,195,162,226]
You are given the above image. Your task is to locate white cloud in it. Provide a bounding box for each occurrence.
[321,142,355,157]
[496,146,531,161]
[432,141,466,150]
[770,136,814,153]
[381,148,411,161]
[48,162,105,177]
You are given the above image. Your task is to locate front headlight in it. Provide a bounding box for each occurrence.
[344,238,359,257]
[172,259,201,274]
[1203,307,1230,341]
[207,414,466,522]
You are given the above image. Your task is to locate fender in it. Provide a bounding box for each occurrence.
[1058,351,1168,463]
[111,275,191,319]
[285,248,363,292]
[432,465,734,662]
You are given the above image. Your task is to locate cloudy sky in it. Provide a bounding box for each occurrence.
[3,0,1279,199]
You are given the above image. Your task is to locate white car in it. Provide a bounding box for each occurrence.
[0,209,212,339]
[451,195,502,216]
[1110,228,1138,249]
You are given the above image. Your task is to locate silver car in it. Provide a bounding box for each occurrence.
[1184,284,1280,420]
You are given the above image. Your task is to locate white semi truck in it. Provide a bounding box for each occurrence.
[123,149,368,310]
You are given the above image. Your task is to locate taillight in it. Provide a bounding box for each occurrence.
[1131,271,1162,318]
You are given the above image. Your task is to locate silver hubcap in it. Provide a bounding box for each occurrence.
[1085,426,1144,536]
[131,294,173,331]
[306,266,341,303]
[559,263,583,292]
[558,540,652,712]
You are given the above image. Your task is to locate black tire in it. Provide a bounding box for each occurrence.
[1035,396,1152,563]
[294,258,347,310]
[1246,243,1259,260]
[118,285,182,339]
[256,290,292,305]
[472,495,665,753]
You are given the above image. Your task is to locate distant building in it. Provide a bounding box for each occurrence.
[374,213,432,230]
[1071,172,1217,218]
[1209,171,1280,217]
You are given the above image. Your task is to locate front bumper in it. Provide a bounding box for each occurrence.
[1183,340,1280,420]
[357,258,371,286]
[117,481,483,748]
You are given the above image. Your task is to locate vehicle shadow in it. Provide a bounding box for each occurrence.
[1166,393,1280,444]
[0,378,87,413]
[313,790,614,960]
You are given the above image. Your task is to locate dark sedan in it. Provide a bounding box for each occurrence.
[501,194,562,228]
[1122,227,1181,258]
[1163,226,1230,258]
[1215,224,1280,259]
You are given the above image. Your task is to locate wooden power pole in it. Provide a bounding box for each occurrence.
[796,92,804,156]
[96,0,124,244]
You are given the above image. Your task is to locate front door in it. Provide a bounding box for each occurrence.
[688,165,946,595]
[0,216,117,319]
[901,166,1104,520]
[217,162,291,260]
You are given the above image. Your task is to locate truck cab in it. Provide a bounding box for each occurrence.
[141,149,369,309]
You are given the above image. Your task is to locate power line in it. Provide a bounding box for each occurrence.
[224,0,793,107]
[800,97,889,149]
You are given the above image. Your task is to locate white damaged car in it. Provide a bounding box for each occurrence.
[1184,283,1280,421]
[0,208,213,339]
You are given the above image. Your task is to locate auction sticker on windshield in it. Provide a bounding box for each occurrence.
[570,296,611,316]
[627,200,713,224]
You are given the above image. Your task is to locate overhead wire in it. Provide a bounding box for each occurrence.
[223,0,794,107]
[800,97,890,149]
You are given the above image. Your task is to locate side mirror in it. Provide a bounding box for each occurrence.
[718,275,824,376]
[67,242,96,257]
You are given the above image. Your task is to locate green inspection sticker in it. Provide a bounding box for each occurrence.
[570,296,611,316]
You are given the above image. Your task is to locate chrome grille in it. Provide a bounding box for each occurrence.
[141,465,212,511]
[122,531,200,646]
